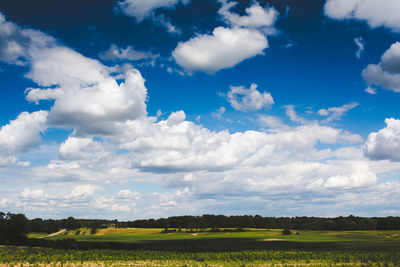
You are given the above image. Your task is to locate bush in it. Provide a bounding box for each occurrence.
[282,229,292,235]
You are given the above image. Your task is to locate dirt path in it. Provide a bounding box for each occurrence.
[37,229,66,239]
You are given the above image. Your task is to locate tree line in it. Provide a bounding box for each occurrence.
[2,211,400,245]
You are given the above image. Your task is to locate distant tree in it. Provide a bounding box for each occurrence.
[282,229,292,235]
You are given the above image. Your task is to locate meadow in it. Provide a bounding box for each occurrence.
[1,228,393,266]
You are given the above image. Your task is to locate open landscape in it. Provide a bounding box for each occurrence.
[1,225,399,266]
[2,0,400,266]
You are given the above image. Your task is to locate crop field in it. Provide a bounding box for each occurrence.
[0,246,399,266]
[5,229,398,266]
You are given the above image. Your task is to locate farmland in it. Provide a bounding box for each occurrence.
[2,228,397,266]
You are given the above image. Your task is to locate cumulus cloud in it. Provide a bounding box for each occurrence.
[117,0,189,21]
[0,111,48,166]
[173,27,267,74]
[0,13,55,65]
[223,83,274,111]
[362,42,400,93]
[21,188,46,200]
[99,44,158,63]
[172,1,279,74]
[318,102,359,122]
[0,15,149,136]
[324,0,400,31]
[364,118,400,161]
[218,0,278,30]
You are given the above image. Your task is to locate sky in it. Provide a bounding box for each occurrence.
[0,0,400,220]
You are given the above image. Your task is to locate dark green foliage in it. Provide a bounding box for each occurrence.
[0,212,28,245]
[282,229,292,235]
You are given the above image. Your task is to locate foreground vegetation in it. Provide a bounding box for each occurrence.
[2,212,400,266]
[0,247,399,266]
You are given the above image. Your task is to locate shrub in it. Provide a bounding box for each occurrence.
[282,229,292,235]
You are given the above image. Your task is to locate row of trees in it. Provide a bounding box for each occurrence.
[124,215,400,231]
[23,214,400,233]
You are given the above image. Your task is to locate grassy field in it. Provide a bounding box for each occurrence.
[4,229,398,266]
[42,228,400,250]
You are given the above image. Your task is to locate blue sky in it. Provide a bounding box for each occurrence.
[1,0,400,220]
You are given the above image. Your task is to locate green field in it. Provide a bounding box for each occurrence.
[5,228,399,266]
[43,228,400,250]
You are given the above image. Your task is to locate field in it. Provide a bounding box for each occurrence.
[3,228,398,266]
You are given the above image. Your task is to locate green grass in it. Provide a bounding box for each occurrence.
[47,228,400,242]
[37,228,400,252]
[5,229,400,266]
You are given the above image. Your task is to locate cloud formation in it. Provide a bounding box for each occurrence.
[0,111,48,166]
[117,0,189,21]
[362,42,400,93]
[218,0,278,30]
[223,83,274,111]
[172,1,278,74]
[318,102,359,122]
[99,44,158,63]
[324,0,400,31]
[364,118,400,161]
[1,11,398,219]
[173,27,267,74]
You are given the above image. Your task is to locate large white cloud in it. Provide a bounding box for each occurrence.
[362,42,400,93]
[172,1,278,74]
[173,27,268,74]
[364,118,400,161]
[0,14,148,136]
[0,111,48,166]
[324,0,400,31]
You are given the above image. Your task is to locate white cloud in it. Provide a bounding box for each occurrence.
[223,83,274,111]
[0,111,48,166]
[354,37,365,59]
[99,44,158,62]
[365,87,377,94]
[258,115,286,129]
[218,0,278,30]
[211,107,226,120]
[0,13,55,65]
[317,102,359,122]
[172,1,279,74]
[284,105,310,125]
[324,0,400,31]
[0,15,149,136]
[2,13,398,218]
[173,27,267,74]
[364,118,400,161]
[117,0,189,21]
[362,42,400,93]
[69,185,101,199]
[21,188,46,200]
[116,189,140,200]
